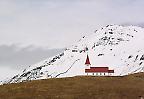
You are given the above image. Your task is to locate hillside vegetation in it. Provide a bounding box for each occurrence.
[0,73,144,99]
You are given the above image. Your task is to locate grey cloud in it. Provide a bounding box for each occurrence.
[1,0,144,48]
[121,22,144,28]
[0,44,64,70]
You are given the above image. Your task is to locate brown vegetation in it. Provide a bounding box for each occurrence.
[0,73,144,99]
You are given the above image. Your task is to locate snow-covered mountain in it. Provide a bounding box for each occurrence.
[3,24,144,84]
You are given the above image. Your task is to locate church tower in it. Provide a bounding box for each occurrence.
[85,54,91,69]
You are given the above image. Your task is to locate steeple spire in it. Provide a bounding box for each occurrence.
[85,54,91,66]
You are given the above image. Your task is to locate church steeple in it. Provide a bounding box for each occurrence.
[85,54,91,66]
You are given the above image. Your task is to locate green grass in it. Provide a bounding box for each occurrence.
[0,73,144,99]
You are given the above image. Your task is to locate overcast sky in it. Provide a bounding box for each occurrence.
[0,0,144,80]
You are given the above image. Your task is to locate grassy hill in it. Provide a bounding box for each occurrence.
[0,73,144,99]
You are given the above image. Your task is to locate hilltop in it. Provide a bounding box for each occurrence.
[0,73,144,99]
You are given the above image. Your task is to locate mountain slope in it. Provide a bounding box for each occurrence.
[3,25,144,84]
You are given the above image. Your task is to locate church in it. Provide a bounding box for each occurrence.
[85,54,114,76]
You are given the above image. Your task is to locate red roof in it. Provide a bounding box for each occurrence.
[85,54,91,65]
[85,67,108,73]
[85,67,114,73]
